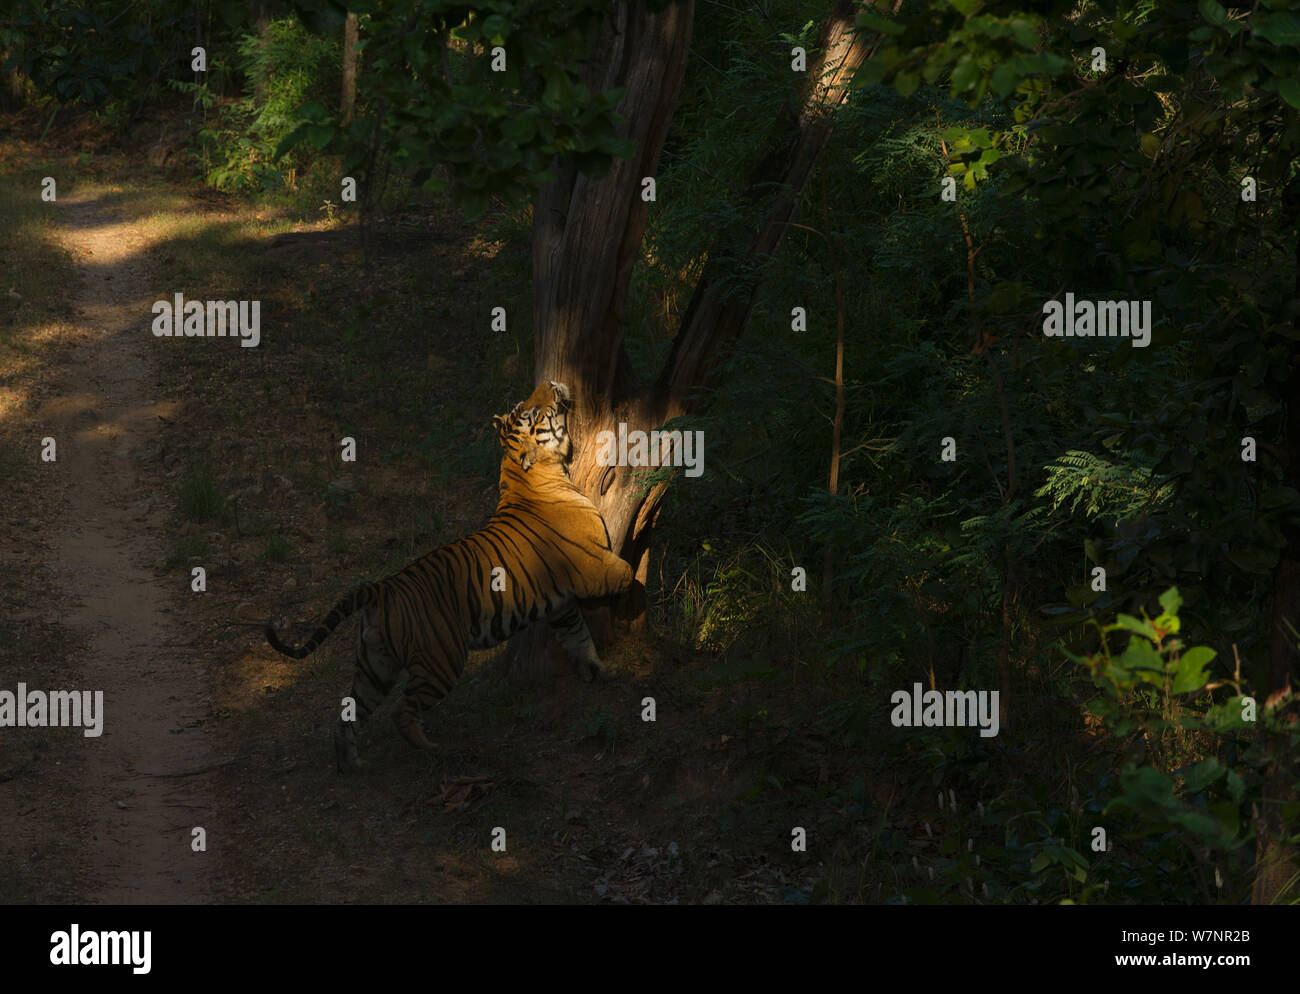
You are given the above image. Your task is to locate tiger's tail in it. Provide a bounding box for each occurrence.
[265,584,378,659]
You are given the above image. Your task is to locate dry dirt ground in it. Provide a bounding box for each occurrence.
[4,189,216,902]
[0,120,910,906]
[0,180,833,906]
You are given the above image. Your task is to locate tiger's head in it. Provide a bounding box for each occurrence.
[492,380,573,473]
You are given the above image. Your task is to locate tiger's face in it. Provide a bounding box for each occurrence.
[493,380,572,471]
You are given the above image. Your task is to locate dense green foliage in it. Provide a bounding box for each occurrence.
[5,0,1297,902]
[180,18,342,191]
[1067,588,1297,901]
[643,0,1299,901]
[2,0,252,117]
[279,0,656,215]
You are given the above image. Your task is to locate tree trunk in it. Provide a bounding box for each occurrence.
[0,53,27,112]
[252,3,272,104]
[1252,183,1300,904]
[508,0,880,676]
[341,13,359,125]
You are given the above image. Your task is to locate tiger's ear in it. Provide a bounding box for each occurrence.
[548,381,571,410]
[491,414,509,444]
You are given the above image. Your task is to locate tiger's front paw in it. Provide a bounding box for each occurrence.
[608,558,634,595]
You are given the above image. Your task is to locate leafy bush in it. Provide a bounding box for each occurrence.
[1066,587,1300,903]
[181,18,339,192]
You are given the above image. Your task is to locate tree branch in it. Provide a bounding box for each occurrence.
[656,0,881,417]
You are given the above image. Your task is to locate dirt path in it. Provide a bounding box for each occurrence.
[39,189,213,903]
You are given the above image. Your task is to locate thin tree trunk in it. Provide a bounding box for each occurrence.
[1252,183,1300,904]
[0,52,26,112]
[252,3,272,104]
[341,13,359,125]
[826,203,846,613]
[784,203,846,619]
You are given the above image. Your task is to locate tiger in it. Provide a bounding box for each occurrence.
[265,380,633,770]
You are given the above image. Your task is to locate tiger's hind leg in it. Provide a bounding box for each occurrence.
[335,618,404,772]
[548,602,603,682]
[393,651,458,753]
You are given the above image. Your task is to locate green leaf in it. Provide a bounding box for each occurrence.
[856,12,905,36]
[991,62,1019,98]
[1009,17,1039,49]
[1182,757,1225,794]
[1114,614,1158,640]
[1278,78,1300,110]
[1158,587,1183,617]
[1254,13,1300,46]
[1117,636,1165,684]
[292,0,348,35]
[1172,646,1216,694]
[1225,770,1246,805]
[857,58,890,86]
[895,71,920,98]
[1118,766,1179,811]
[273,123,311,159]
[951,55,977,94]
[1109,17,1136,41]
[1198,0,1228,27]
[1170,809,1236,845]
[542,71,572,110]
[1153,612,1181,636]
[305,124,335,147]
[500,114,537,143]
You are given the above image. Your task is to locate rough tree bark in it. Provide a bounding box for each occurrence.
[1251,176,1300,905]
[507,0,879,676]
[341,12,359,125]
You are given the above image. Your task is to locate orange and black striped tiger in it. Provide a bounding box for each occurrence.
[265,381,633,770]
